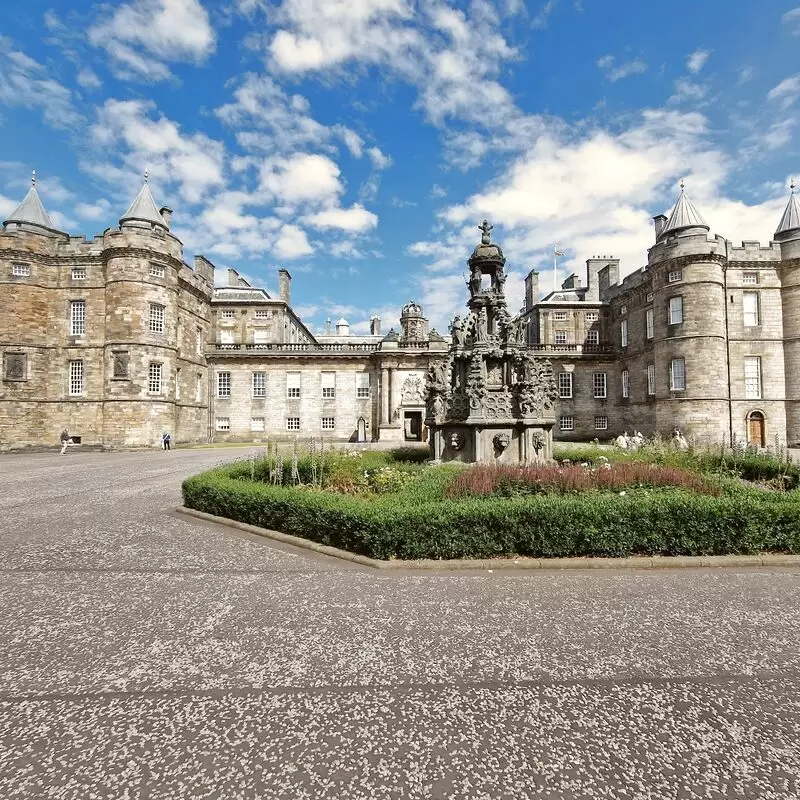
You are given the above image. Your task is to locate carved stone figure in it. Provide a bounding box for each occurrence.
[469,263,482,295]
[449,315,466,347]
[493,432,511,452]
[496,266,507,294]
[400,374,424,405]
[449,431,465,450]
[475,307,488,342]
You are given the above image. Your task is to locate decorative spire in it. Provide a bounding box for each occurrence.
[660,180,709,239]
[2,170,62,234]
[119,173,167,230]
[775,179,800,238]
[478,219,493,245]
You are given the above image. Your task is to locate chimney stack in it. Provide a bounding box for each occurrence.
[524,269,539,311]
[278,269,291,305]
[325,318,331,335]
[159,207,173,228]
[370,315,381,335]
[227,268,239,287]
[585,256,619,302]
[561,273,581,290]
[653,214,667,242]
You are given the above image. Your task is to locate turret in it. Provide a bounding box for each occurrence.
[400,301,428,342]
[2,171,66,238]
[775,179,800,258]
[119,172,168,231]
[657,180,709,242]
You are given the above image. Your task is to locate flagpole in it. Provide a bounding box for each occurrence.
[553,244,565,293]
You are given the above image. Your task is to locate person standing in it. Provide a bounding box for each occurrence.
[162,431,171,451]
[60,428,70,455]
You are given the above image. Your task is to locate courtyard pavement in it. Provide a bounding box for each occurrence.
[1,447,800,799]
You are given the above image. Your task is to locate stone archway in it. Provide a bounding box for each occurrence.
[746,410,766,448]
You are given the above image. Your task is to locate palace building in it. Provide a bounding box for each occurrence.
[1,174,799,450]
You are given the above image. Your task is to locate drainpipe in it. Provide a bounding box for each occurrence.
[722,241,733,445]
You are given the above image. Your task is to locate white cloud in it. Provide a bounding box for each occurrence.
[275,224,314,258]
[669,78,708,105]
[89,99,225,204]
[597,54,647,82]
[76,68,102,89]
[259,153,343,205]
[0,37,82,129]
[686,49,711,74]
[531,0,558,28]
[782,7,800,36]
[338,127,364,158]
[767,75,800,110]
[368,146,392,170]
[304,204,378,232]
[74,199,113,221]
[88,0,216,82]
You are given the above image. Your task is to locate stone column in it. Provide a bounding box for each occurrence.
[381,367,390,424]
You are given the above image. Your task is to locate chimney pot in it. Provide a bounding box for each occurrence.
[278,269,291,305]
[159,207,173,228]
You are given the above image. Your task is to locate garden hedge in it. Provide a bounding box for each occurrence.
[182,467,800,561]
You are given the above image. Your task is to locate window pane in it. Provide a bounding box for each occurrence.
[287,372,301,398]
[670,359,686,391]
[70,300,86,336]
[148,363,162,394]
[621,319,628,347]
[594,416,608,430]
[646,308,654,339]
[69,360,83,396]
[558,372,572,398]
[559,416,574,431]
[555,330,568,345]
[593,372,607,398]
[252,372,266,397]
[356,373,371,398]
[586,330,599,345]
[622,369,629,398]
[149,304,165,334]
[647,364,655,395]
[669,296,683,325]
[744,357,761,399]
[217,372,231,397]
[743,293,759,326]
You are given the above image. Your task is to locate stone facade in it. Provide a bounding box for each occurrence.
[519,185,800,446]
[2,178,800,450]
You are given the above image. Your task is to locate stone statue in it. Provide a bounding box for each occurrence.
[469,263,482,295]
[505,316,524,346]
[493,432,510,452]
[475,307,488,342]
[449,431,465,450]
[672,427,689,451]
[449,315,466,347]
[496,266,507,293]
[478,219,493,245]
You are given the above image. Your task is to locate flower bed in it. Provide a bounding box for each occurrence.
[182,447,800,561]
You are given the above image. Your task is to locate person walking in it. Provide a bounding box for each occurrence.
[162,431,171,451]
[60,428,70,455]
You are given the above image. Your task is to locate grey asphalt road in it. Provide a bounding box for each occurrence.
[1,447,799,799]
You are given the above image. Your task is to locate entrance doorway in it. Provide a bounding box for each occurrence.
[747,411,765,448]
[404,411,423,441]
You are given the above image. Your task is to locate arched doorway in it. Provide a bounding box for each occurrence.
[746,410,765,448]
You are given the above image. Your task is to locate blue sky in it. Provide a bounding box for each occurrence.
[1,0,798,333]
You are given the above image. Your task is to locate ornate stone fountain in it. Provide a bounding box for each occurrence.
[424,220,558,463]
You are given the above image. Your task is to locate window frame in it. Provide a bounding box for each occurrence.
[622,369,629,399]
[744,356,762,400]
[148,362,163,395]
[217,371,231,398]
[68,359,84,396]
[149,303,165,335]
[356,373,371,399]
[149,263,166,278]
[620,319,628,347]
[553,311,568,322]
[742,272,759,286]
[668,270,683,283]
[71,267,86,280]
[559,415,575,432]
[286,417,301,431]
[586,329,599,346]
[647,364,655,396]
[11,263,30,277]
[70,299,86,337]
[554,330,568,345]
[669,358,686,392]
[215,417,230,432]
[594,415,608,431]
[252,371,266,398]
[743,292,760,327]
[321,417,336,430]
[668,295,684,325]
[592,372,607,399]
[287,372,301,399]
[321,371,336,399]
[558,372,573,399]
[646,307,654,339]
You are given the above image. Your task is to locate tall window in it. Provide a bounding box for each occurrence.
[670,358,686,391]
[217,371,231,398]
[558,372,573,399]
[252,372,266,397]
[195,373,202,402]
[287,372,301,398]
[253,329,269,344]
[286,417,300,431]
[646,308,654,339]
[70,300,86,336]
[586,329,599,345]
[593,372,607,399]
[356,373,371,398]
[743,292,760,326]
[744,356,762,399]
[620,319,628,347]
[196,327,203,355]
[321,371,336,399]
[175,368,181,400]
[622,369,629,399]
[555,330,568,345]
[68,360,83,396]
[149,303,165,334]
[559,416,574,432]
[647,364,655,396]
[148,363,163,394]
[668,296,683,325]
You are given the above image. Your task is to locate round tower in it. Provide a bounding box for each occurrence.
[101,174,183,447]
[776,181,800,443]
[400,301,428,342]
[649,183,729,443]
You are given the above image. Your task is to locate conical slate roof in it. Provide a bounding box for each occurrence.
[4,181,57,231]
[120,177,167,229]
[775,185,800,238]
[661,183,709,238]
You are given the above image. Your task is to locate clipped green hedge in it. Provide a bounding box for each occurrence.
[183,467,800,561]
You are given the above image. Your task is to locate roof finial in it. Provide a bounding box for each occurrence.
[679,178,685,191]
[478,219,493,244]
[791,177,796,193]
[31,169,36,187]
[144,168,149,184]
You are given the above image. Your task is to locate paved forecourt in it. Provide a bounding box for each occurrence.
[1,447,799,799]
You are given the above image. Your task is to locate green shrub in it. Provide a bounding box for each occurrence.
[389,445,431,464]
[182,464,800,561]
